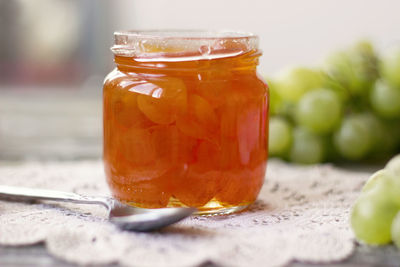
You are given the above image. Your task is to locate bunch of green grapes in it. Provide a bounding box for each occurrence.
[351,154,400,246]
[267,41,400,164]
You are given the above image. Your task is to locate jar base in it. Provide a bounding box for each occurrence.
[194,204,250,215]
[118,197,252,216]
[167,197,252,216]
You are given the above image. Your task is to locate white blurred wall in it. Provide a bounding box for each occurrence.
[112,0,400,75]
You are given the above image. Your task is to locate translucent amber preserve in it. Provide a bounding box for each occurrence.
[103,31,269,214]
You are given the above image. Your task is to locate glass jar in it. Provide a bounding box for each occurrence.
[103,31,269,214]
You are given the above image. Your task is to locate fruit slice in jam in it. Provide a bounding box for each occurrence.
[171,140,221,207]
[105,74,154,129]
[107,127,172,208]
[215,102,267,205]
[105,151,172,208]
[137,77,187,124]
[237,104,262,165]
[195,71,231,108]
[176,94,219,143]
[216,163,265,206]
[114,93,154,129]
[174,168,221,207]
[119,128,156,166]
[108,174,171,208]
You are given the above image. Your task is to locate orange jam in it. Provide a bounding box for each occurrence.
[103,31,269,214]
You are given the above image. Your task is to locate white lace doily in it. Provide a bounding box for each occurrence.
[0,160,369,266]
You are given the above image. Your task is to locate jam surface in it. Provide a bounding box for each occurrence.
[103,51,268,212]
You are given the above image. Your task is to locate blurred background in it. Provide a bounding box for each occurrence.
[1,0,400,161]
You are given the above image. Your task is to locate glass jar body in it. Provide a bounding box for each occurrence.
[103,52,269,214]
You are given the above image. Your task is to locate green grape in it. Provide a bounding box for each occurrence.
[375,120,400,156]
[379,125,400,155]
[380,48,400,89]
[363,168,400,207]
[265,79,282,115]
[370,80,400,119]
[358,113,382,152]
[289,127,324,164]
[325,41,378,97]
[352,41,380,83]
[324,135,341,162]
[333,114,373,160]
[296,88,342,134]
[358,113,397,156]
[325,51,357,90]
[351,182,399,245]
[362,170,387,193]
[389,121,400,148]
[268,117,293,157]
[274,67,325,103]
[391,212,400,249]
[321,75,351,103]
[362,169,394,193]
[279,102,297,118]
[386,154,400,178]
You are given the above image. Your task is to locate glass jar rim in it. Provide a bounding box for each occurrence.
[111,30,260,62]
[114,30,258,40]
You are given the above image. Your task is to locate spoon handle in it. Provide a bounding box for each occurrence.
[0,185,110,209]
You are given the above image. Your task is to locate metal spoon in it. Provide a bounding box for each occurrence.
[0,185,195,231]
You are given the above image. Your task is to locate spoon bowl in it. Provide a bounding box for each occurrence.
[109,201,195,231]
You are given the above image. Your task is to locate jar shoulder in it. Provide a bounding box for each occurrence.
[103,68,147,93]
[103,68,127,87]
[103,68,268,98]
